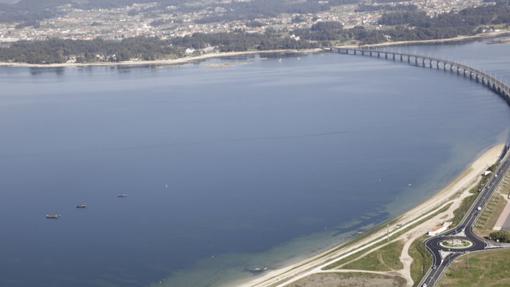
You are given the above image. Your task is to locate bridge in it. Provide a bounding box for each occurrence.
[247,47,510,287]
[332,47,510,106]
[333,47,510,287]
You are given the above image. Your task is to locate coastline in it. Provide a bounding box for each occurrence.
[357,30,510,48]
[0,30,509,69]
[0,48,324,68]
[239,144,505,287]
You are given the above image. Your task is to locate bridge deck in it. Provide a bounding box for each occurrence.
[332,48,510,105]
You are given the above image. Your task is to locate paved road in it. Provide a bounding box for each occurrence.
[420,149,510,287]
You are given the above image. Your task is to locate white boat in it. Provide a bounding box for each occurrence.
[46,213,60,219]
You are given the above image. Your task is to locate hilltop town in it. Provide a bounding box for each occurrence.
[0,0,488,42]
[0,0,508,64]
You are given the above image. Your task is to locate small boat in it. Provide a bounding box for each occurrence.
[117,194,128,198]
[244,266,269,274]
[46,213,60,219]
[76,203,87,209]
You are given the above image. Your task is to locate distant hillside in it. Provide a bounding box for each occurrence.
[0,0,361,24]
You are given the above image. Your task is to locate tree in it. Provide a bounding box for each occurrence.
[489,230,510,243]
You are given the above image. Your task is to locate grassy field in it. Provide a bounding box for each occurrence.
[475,170,510,236]
[438,249,510,287]
[452,165,500,226]
[408,236,432,287]
[324,203,451,270]
[451,192,477,226]
[342,240,404,271]
[475,192,507,236]
[288,272,407,287]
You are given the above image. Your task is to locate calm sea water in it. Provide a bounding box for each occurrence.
[0,41,509,287]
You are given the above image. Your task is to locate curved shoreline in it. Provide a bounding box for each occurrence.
[240,144,505,287]
[357,30,510,48]
[238,44,510,286]
[0,30,509,69]
[2,32,509,287]
[0,49,324,68]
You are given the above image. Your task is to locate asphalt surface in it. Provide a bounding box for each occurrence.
[420,149,510,287]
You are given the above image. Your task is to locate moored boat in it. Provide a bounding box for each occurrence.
[46,213,60,219]
[244,266,269,274]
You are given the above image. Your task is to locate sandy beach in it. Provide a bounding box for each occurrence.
[240,144,505,287]
[356,30,510,48]
[0,48,323,68]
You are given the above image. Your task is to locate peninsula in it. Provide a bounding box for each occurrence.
[0,0,509,65]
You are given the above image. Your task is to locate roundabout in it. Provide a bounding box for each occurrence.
[439,238,473,250]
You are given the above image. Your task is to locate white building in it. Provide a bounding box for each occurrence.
[428,222,451,237]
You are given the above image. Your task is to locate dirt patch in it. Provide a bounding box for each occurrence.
[288,272,406,287]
